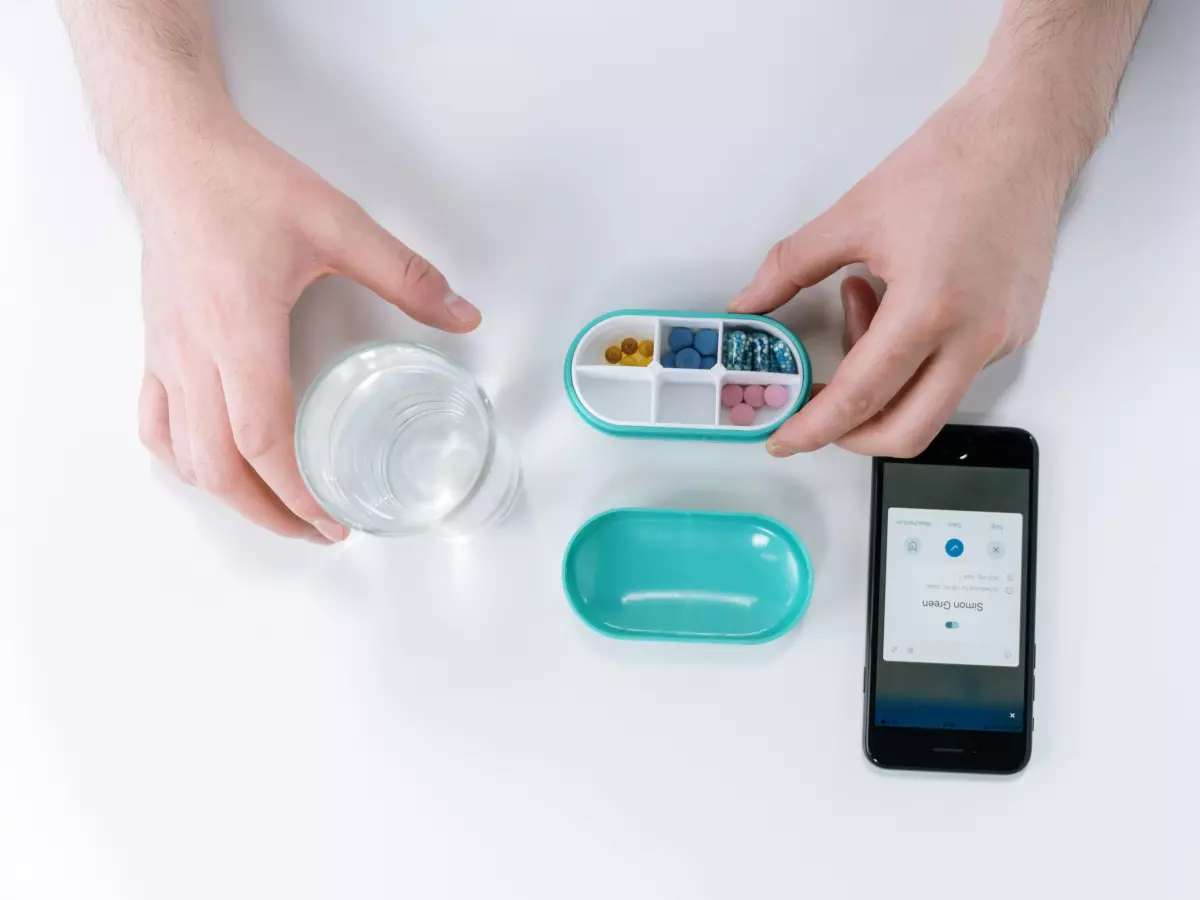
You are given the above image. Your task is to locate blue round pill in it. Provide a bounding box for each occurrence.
[661,351,676,368]
[668,328,694,352]
[699,355,717,369]
[675,347,701,369]
[693,328,718,356]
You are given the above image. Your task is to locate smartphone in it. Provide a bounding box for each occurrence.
[863,424,1038,774]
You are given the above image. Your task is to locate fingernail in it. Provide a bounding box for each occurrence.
[314,519,349,542]
[766,438,790,458]
[445,291,482,325]
[728,292,747,312]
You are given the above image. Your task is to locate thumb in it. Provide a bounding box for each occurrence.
[327,200,481,333]
[730,207,858,315]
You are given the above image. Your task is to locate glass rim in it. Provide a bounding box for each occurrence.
[294,340,500,536]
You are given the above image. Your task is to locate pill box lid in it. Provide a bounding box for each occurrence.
[562,507,814,643]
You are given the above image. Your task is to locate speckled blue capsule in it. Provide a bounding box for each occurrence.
[723,329,749,371]
[770,338,798,374]
[750,332,771,372]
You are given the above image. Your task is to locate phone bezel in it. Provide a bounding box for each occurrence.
[863,424,1038,775]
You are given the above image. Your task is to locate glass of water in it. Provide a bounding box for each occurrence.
[295,342,521,539]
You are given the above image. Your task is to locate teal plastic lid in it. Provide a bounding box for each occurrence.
[563,508,814,643]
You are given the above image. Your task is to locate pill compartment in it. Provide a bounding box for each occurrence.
[657,377,718,426]
[574,370,653,425]
[718,372,802,430]
[575,315,657,366]
[565,311,811,442]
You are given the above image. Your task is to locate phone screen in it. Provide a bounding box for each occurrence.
[873,463,1032,733]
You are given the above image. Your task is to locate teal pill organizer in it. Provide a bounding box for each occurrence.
[562,508,814,644]
[564,310,812,442]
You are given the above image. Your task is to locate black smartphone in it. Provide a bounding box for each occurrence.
[863,424,1038,774]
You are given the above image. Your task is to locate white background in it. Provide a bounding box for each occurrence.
[2,1,1198,898]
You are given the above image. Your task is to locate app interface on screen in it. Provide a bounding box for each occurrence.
[874,464,1030,732]
[883,508,1023,668]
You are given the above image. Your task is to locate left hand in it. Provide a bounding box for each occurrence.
[731,77,1069,458]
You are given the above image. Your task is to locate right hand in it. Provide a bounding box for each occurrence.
[730,76,1063,460]
[133,110,481,543]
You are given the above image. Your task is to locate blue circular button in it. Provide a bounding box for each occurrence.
[945,538,964,558]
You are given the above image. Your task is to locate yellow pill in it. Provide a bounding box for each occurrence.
[638,340,654,358]
[621,338,639,356]
[635,355,652,366]
[604,345,623,364]
[619,354,641,366]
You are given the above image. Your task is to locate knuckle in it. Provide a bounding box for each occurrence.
[231,416,283,462]
[913,293,960,336]
[833,387,876,425]
[976,319,1013,357]
[263,470,319,516]
[137,416,161,453]
[169,443,196,484]
[193,457,240,496]
[881,425,936,459]
[285,489,325,522]
[765,238,792,275]
[137,379,168,452]
[398,253,438,297]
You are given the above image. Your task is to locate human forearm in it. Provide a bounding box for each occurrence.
[59,0,235,203]
[971,0,1151,200]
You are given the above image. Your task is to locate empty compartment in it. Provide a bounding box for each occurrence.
[575,315,658,366]
[574,372,652,425]
[656,380,718,426]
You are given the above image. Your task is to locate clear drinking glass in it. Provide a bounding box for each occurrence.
[295,342,521,539]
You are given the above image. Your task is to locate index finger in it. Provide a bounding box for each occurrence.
[218,323,349,543]
[766,293,937,456]
[730,208,860,315]
[321,196,482,334]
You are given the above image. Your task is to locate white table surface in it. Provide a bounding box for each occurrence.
[3,1,1198,898]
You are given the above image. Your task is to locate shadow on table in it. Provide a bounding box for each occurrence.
[957,346,1029,418]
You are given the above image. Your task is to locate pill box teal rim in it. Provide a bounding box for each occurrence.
[562,507,815,644]
[563,310,813,442]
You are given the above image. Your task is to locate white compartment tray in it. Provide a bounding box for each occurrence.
[564,311,812,442]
